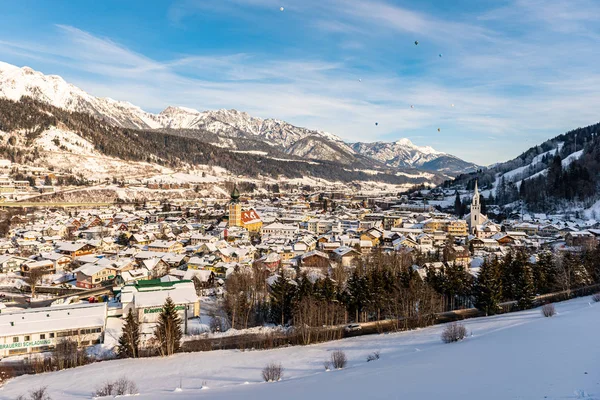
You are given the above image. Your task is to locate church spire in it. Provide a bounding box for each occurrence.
[472,180,480,206]
[230,185,240,203]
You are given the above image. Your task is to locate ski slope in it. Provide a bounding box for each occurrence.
[1,296,598,400]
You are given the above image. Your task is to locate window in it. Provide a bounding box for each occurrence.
[39,334,45,340]
[24,335,30,341]
[12,336,18,343]
[49,333,55,338]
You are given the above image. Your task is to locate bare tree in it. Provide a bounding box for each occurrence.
[25,268,45,299]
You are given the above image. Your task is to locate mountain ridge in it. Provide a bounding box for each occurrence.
[0,61,477,176]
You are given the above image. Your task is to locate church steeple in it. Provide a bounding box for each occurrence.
[470,180,481,234]
[230,185,240,203]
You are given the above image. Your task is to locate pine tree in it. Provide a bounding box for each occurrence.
[118,309,140,358]
[473,258,503,315]
[153,297,183,356]
[516,264,535,310]
[454,191,462,217]
[269,275,297,325]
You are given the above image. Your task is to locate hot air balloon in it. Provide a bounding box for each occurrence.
[358,78,362,82]
[439,53,442,58]
[414,41,419,45]
[280,6,284,11]
[451,104,455,107]
[410,105,414,109]
[437,128,441,132]
[375,122,379,126]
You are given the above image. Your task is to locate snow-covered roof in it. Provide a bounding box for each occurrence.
[0,303,107,337]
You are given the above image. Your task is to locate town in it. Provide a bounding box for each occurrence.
[0,178,597,367]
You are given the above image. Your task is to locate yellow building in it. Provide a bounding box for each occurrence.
[241,210,263,233]
[446,220,468,237]
[227,186,262,232]
[228,186,242,227]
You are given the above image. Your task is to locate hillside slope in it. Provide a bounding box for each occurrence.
[1,296,597,400]
[0,61,476,176]
[0,97,435,186]
[447,122,600,211]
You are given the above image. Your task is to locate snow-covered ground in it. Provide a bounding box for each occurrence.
[1,296,598,400]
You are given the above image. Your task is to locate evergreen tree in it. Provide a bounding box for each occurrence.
[531,252,556,294]
[346,269,371,322]
[153,297,183,356]
[473,258,503,315]
[269,275,297,325]
[454,191,462,217]
[515,264,535,310]
[118,309,140,358]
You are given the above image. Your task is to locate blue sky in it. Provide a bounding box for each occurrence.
[1,0,599,165]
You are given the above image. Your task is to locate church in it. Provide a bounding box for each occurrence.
[228,186,263,233]
[466,181,495,237]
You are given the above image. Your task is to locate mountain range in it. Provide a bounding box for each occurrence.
[0,61,478,182]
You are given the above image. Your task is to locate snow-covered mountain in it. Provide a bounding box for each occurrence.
[0,61,161,130]
[0,61,476,175]
[156,106,353,151]
[351,139,478,174]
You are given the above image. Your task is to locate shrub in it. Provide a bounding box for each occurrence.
[262,362,284,382]
[94,377,138,397]
[366,351,380,362]
[441,322,467,343]
[16,387,51,400]
[331,350,347,369]
[592,293,600,303]
[541,303,556,317]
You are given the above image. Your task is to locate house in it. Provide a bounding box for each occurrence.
[297,250,330,270]
[360,227,383,246]
[257,252,282,272]
[331,246,360,267]
[190,234,217,246]
[57,242,97,258]
[74,263,118,289]
[565,231,595,248]
[22,260,55,275]
[128,233,155,246]
[147,240,183,254]
[449,245,471,268]
[0,255,30,274]
[262,222,299,240]
[40,253,72,272]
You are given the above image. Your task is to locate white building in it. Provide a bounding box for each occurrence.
[262,222,299,240]
[120,279,200,341]
[0,303,107,357]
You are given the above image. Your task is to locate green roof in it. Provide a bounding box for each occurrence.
[129,279,193,290]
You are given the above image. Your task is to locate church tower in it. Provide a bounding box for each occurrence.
[470,180,481,234]
[228,185,242,227]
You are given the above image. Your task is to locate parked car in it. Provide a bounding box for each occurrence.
[344,323,362,333]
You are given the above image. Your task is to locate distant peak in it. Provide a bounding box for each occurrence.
[395,138,415,146]
[160,106,201,115]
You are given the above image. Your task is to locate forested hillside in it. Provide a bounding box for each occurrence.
[0,97,432,185]
[446,122,600,211]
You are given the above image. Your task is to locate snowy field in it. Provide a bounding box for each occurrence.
[1,296,598,400]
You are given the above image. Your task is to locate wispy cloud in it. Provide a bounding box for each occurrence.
[1,0,600,166]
